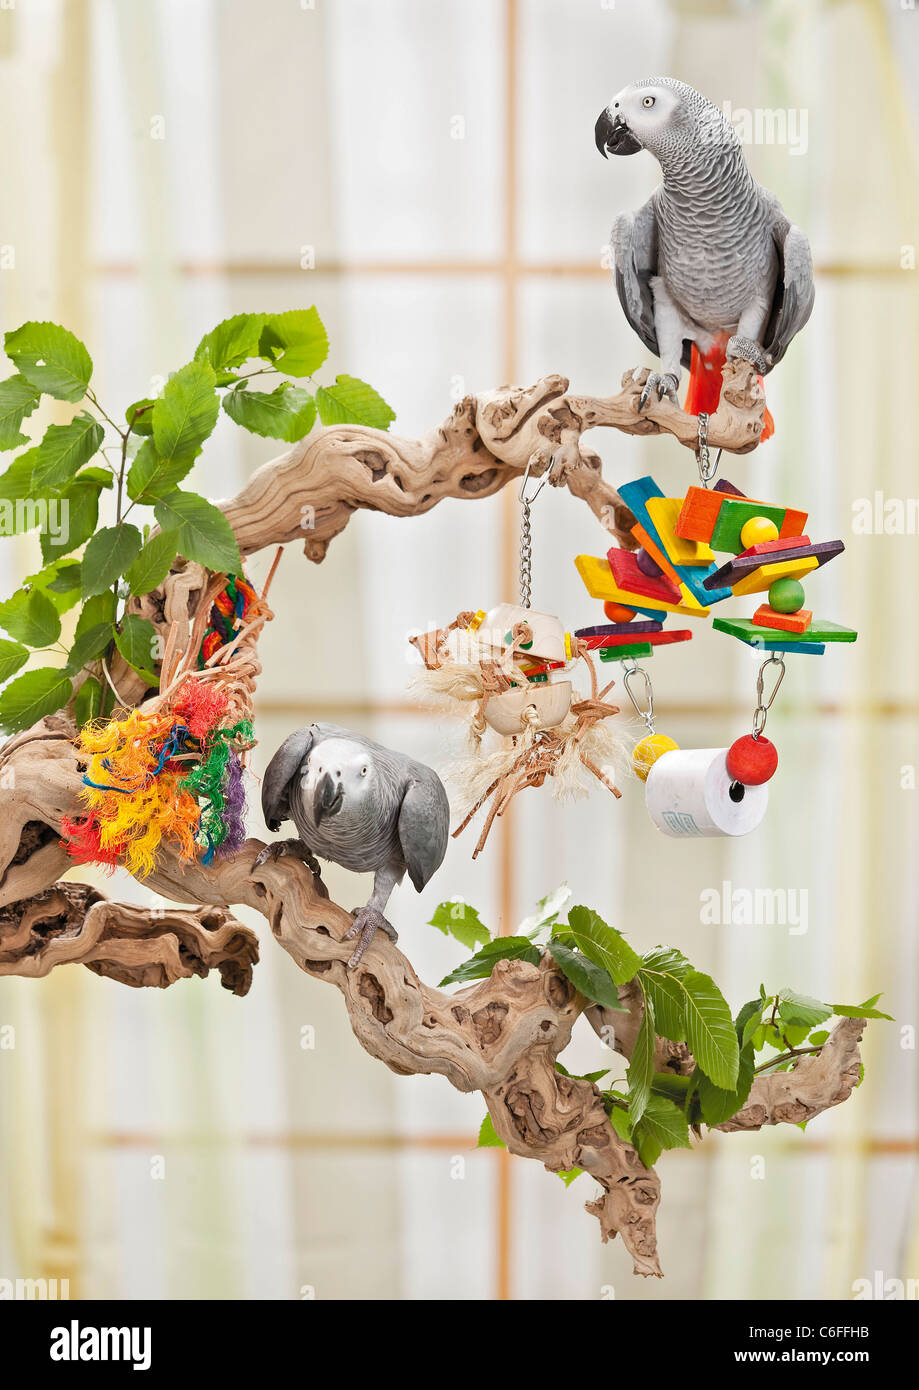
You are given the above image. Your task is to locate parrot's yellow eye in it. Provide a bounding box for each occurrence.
[642,96,655,108]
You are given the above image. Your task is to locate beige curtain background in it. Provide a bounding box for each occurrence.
[0,0,917,1300]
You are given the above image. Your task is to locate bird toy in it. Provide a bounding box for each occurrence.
[410,460,629,857]
[61,550,282,875]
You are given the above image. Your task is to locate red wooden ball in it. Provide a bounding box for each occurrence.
[725,735,778,786]
[603,601,636,623]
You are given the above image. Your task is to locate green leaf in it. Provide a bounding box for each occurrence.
[0,375,41,449]
[0,588,61,646]
[0,451,45,506]
[697,1045,755,1126]
[682,971,739,1090]
[73,675,104,726]
[555,1062,610,1084]
[556,1168,586,1187]
[114,615,159,686]
[222,382,317,442]
[258,307,329,376]
[608,1104,633,1145]
[518,883,571,939]
[75,591,116,636]
[633,1131,663,1170]
[125,398,156,436]
[152,359,219,467]
[546,938,623,1010]
[315,374,395,429]
[0,638,30,683]
[641,946,693,978]
[438,935,541,988]
[0,667,73,733]
[66,622,115,673]
[40,469,109,561]
[776,988,832,1030]
[80,524,143,598]
[639,968,687,1043]
[627,993,656,1125]
[4,322,92,402]
[152,491,242,574]
[832,999,894,1022]
[808,1030,830,1046]
[195,313,267,371]
[428,898,490,952]
[477,1114,504,1149]
[560,905,641,986]
[30,413,104,488]
[22,560,82,616]
[124,529,179,596]
[126,437,196,503]
[633,1093,692,1153]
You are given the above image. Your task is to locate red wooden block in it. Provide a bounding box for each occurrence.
[751,604,813,635]
[741,535,811,558]
[594,628,692,650]
[606,547,682,605]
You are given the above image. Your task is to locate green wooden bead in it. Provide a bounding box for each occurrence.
[768,578,805,614]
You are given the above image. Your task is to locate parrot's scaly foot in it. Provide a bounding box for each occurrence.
[253,838,322,877]
[726,336,771,376]
[638,372,680,411]
[343,907,398,969]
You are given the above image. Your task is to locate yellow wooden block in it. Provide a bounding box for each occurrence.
[646,497,715,567]
[575,555,710,617]
[730,555,818,597]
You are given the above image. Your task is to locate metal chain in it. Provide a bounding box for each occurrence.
[696,411,722,489]
[621,660,656,735]
[752,655,785,738]
[518,455,557,609]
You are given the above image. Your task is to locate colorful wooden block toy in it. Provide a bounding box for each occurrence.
[675,485,808,550]
[576,553,710,617]
[617,476,733,604]
[713,617,857,645]
[702,538,843,592]
[752,604,813,635]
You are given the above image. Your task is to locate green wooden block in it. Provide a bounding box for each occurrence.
[598,642,654,662]
[713,617,857,644]
[709,499,789,553]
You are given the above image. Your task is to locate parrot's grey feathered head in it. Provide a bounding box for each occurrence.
[301,737,376,826]
[595,76,738,164]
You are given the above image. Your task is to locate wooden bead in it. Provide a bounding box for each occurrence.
[767,577,805,613]
[635,546,663,578]
[633,733,679,782]
[603,601,636,623]
[739,516,780,549]
[725,734,778,786]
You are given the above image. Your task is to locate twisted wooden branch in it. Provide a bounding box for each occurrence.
[0,365,861,1281]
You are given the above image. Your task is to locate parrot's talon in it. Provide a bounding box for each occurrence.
[253,838,322,877]
[725,336,770,376]
[344,907,398,968]
[638,371,679,411]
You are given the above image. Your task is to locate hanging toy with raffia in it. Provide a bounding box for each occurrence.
[409,461,630,858]
[61,551,282,876]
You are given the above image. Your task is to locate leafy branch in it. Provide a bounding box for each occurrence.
[0,310,394,732]
[428,890,891,1180]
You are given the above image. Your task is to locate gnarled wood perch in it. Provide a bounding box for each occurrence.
[0,368,863,1280]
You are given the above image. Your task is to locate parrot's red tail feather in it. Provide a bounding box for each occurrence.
[683,337,728,419]
[683,334,775,440]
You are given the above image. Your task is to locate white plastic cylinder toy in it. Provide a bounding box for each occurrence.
[644,747,768,838]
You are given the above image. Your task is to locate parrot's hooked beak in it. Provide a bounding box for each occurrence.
[595,108,642,158]
[314,771,343,824]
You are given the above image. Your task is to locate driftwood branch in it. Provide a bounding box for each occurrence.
[0,365,861,1280]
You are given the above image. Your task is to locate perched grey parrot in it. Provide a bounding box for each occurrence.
[595,77,814,436]
[255,724,450,968]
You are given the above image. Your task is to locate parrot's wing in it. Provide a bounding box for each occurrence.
[397,770,450,893]
[763,219,815,369]
[611,198,660,358]
[261,726,318,832]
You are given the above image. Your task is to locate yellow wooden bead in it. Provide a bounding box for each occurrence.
[740,515,779,549]
[633,734,679,782]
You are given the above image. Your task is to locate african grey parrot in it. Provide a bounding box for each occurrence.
[595,77,814,437]
[255,724,450,968]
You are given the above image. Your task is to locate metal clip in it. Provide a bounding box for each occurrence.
[696,412,722,490]
[621,661,656,735]
[752,655,785,738]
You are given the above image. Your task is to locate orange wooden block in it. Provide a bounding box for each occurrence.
[675,486,808,545]
[752,603,813,634]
